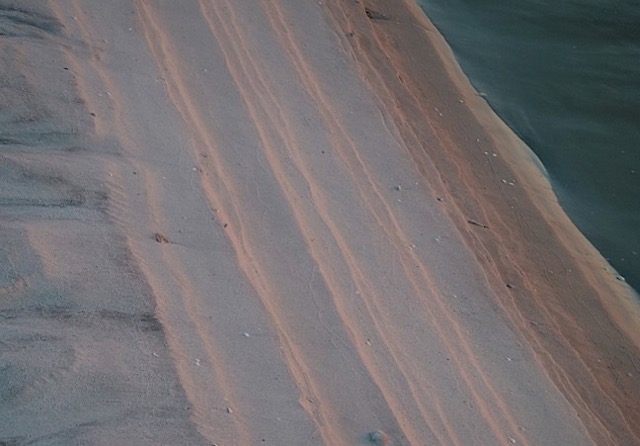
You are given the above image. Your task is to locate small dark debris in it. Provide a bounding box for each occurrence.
[90,112,96,117]
[506,283,514,289]
[365,7,389,21]
[223,223,228,228]
[467,219,489,229]
[0,436,26,446]
[154,232,170,243]
[346,31,354,37]
[437,197,443,202]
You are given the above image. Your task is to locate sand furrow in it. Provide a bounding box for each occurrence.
[193,3,426,443]
[200,2,536,442]
[139,0,456,440]
[145,0,593,443]
[320,0,640,443]
[154,4,405,444]
[197,3,468,443]
[136,2,336,443]
[257,3,535,444]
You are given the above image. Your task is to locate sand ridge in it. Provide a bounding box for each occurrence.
[134,1,570,444]
[0,0,638,445]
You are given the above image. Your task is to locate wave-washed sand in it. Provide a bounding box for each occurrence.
[1,0,639,444]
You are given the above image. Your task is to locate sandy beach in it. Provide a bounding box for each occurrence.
[1,0,639,444]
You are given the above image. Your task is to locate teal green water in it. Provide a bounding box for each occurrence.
[417,0,640,293]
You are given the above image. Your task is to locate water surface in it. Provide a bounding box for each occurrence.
[417,0,640,293]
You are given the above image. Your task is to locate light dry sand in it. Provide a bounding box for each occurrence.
[1,0,639,444]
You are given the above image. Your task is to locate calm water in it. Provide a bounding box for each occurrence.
[417,0,640,294]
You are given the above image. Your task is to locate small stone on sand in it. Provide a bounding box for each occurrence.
[368,430,389,445]
[154,232,170,243]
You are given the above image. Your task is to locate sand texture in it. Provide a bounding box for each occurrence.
[1,0,639,444]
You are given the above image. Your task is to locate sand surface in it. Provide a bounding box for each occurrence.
[1,0,639,444]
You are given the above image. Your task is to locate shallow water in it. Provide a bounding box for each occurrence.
[417,0,640,293]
